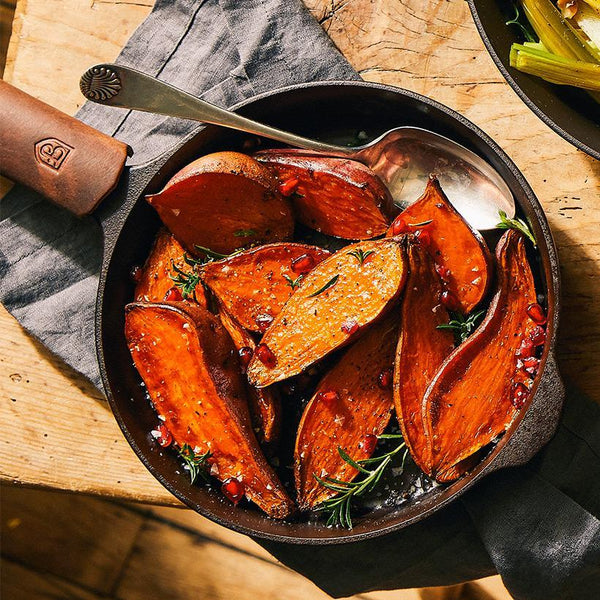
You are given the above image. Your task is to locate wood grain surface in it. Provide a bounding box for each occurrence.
[1,0,598,510]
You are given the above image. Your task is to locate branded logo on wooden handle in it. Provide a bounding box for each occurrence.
[34,138,73,170]
[80,66,121,101]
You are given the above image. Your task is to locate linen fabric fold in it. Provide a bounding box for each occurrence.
[1,1,598,598]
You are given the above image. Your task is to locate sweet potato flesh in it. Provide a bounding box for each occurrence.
[246,238,407,388]
[146,152,294,255]
[218,306,281,445]
[255,150,395,239]
[202,243,330,333]
[134,228,205,305]
[388,178,491,314]
[393,243,455,474]
[423,230,538,481]
[295,315,399,509]
[125,302,293,518]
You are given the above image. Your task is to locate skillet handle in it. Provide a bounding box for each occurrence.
[0,80,128,216]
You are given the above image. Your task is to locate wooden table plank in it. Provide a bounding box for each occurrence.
[1,0,598,509]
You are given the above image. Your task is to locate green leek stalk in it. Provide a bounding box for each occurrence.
[510,43,600,91]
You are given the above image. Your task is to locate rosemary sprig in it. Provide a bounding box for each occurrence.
[496,210,537,247]
[314,435,408,529]
[308,274,339,298]
[193,245,231,261]
[234,229,257,238]
[283,274,304,290]
[437,309,485,345]
[178,443,211,484]
[170,260,201,299]
[505,3,537,43]
[408,219,433,227]
[347,248,375,266]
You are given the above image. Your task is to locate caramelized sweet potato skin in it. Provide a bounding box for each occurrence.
[255,150,395,240]
[423,230,538,481]
[202,243,330,333]
[295,315,399,509]
[134,228,205,305]
[393,243,455,473]
[125,302,294,518]
[246,238,407,388]
[387,178,491,314]
[218,306,282,445]
[146,152,294,255]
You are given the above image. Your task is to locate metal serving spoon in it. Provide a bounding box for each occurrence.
[80,64,514,230]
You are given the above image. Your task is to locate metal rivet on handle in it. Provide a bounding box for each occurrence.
[80,66,121,101]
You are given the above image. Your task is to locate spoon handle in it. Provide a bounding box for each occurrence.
[80,64,355,157]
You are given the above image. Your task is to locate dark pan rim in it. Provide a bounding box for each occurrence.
[467,0,600,161]
[96,79,562,545]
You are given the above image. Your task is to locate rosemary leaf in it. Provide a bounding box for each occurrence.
[234,229,257,238]
[496,210,537,246]
[170,260,201,299]
[178,443,211,485]
[308,274,339,298]
[437,309,485,345]
[283,274,304,290]
[347,248,375,266]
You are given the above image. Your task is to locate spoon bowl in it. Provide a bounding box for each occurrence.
[80,64,515,230]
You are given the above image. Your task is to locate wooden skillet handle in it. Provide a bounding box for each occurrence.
[0,80,128,216]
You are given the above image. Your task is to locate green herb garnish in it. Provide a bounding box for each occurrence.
[408,219,433,227]
[506,3,537,43]
[308,274,339,298]
[347,248,375,265]
[437,309,486,345]
[170,260,201,299]
[178,443,211,484]
[283,274,304,290]
[314,435,408,529]
[496,210,537,246]
[234,229,257,238]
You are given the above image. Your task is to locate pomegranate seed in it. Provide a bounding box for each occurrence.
[363,434,378,454]
[526,303,547,325]
[378,368,393,389]
[130,265,142,283]
[341,318,359,335]
[317,389,339,405]
[255,313,274,333]
[440,290,460,312]
[516,338,535,358]
[221,478,245,505]
[152,423,172,448]
[238,346,253,368]
[530,325,546,346]
[291,254,315,274]
[414,229,431,247]
[435,264,451,281]
[519,356,540,376]
[255,343,277,368]
[279,177,300,197]
[164,287,183,302]
[511,381,529,409]
[390,215,409,236]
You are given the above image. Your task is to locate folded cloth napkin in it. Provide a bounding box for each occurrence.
[1,1,599,598]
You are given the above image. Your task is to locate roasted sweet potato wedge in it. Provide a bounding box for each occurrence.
[387,177,491,314]
[202,243,330,333]
[125,301,294,518]
[295,314,400,509]
[255,150,395,240]
[146,152,294,255]
[218,305,282,445]
[393,243,455,474]
[423,230,539,482]
[246,238,407,388]
[134,228,206,305]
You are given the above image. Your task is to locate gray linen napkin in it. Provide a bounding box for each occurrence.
[1,1,599,598]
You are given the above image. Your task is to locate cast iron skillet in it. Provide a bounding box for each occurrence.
[468,0,600,161]
[95,81,565,544]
